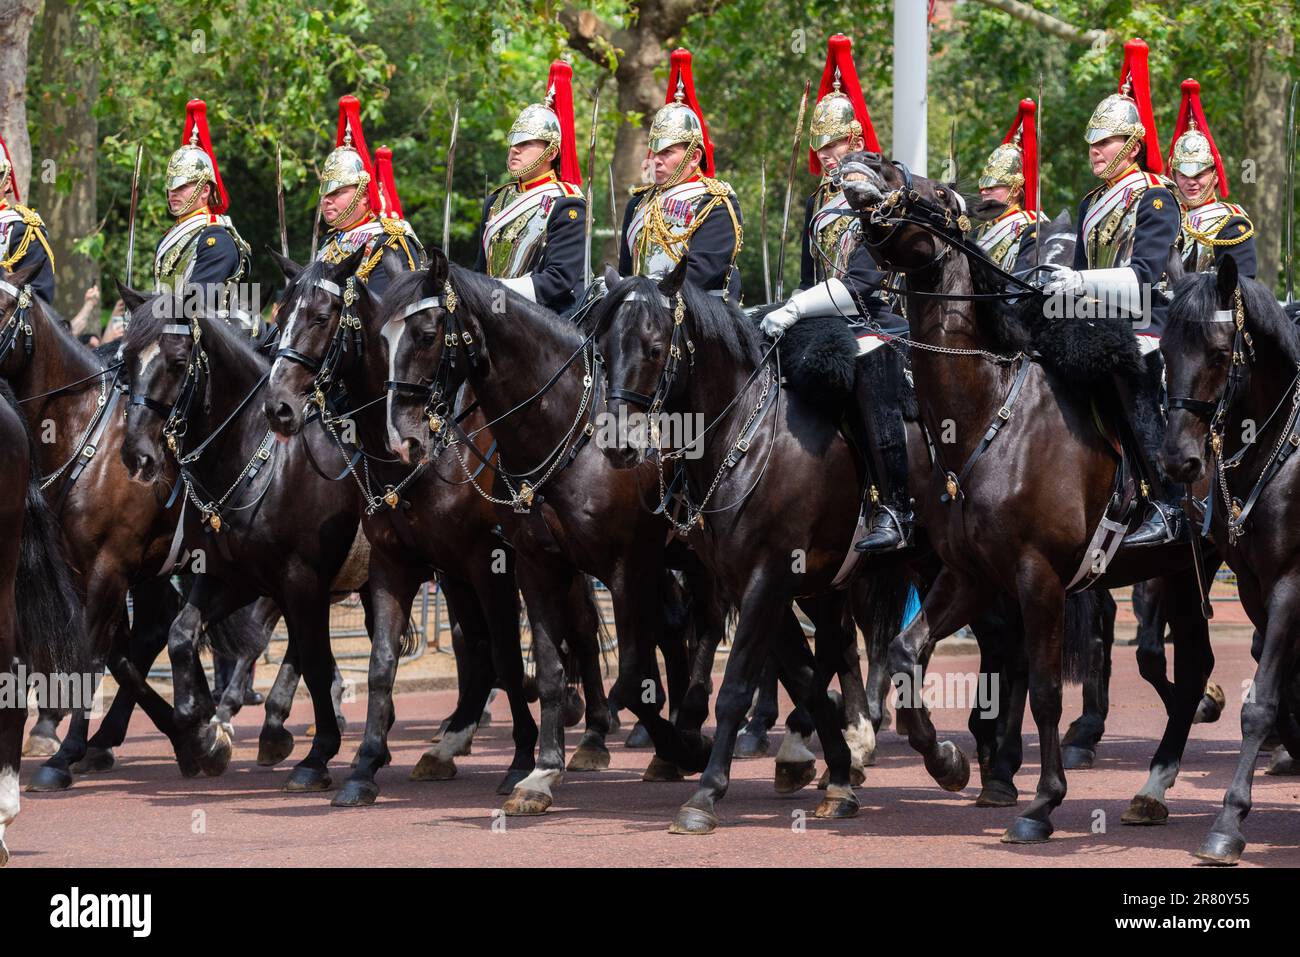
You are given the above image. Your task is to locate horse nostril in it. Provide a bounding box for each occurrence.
[135,454,152,475]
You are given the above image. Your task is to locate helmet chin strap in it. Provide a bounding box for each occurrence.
[324,184,367,230]
[660,134,702,191]
[512,145,558,185]
[173,177,211,219]
[1098,133,1142,181]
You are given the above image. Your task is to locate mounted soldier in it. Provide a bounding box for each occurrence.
[618,48,743,304]
[972,98,1042,274]
[0,130,56,305]
[761,34,913,552]
[154,99,252,328]
[315,95,423,296]
[473,60,586,314]
[1041,37,1184,547]
[1168,78,1256,278]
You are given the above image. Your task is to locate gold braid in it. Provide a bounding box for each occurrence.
[1183,219,1255,247]
[0,213,56,272]
[634,183,742,270]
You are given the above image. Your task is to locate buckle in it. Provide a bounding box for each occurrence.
[736,437,750,453]
[81,444,96,458]
[997,406,1011,421]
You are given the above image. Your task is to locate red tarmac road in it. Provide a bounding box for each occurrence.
[10,635,1300,867]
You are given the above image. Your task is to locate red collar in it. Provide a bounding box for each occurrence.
[519,171,558,191]
[337,210,376,233]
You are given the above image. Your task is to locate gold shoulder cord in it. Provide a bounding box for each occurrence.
[1184,217,1255,248]
[635,180,742,268]
[0,208,56,272]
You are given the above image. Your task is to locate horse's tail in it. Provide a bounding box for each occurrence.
[582,575,614,675]
[854,558,912,670]
[1062,589,1114,685]
[201,599,273,663]
[5,384,87,677]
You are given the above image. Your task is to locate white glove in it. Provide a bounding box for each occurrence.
[761,302,798,337]
[497,274,537,302]
[1041,265,1084,296]
[760,278,858,336]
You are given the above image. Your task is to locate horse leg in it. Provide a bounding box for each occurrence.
[1133,577,1176,713]
[970,608,1023,807]
[676,563,725,744]
[564,574,614,774]
[333,551,418,807]
[658,571,693,725]
[801,596,861,817]
[255,600,298,767]
[774,699,819,793]
[22,704,63,758]
[282,592,342,792]
[888,567,982,792]
[1062,590,1117,769]
[411,576,497,784]
[831,607,873,782]
[736,660,779,758]
[1123,569,1215,825]
[669,578,784,834]
[0,603,20,866]
[211,603,270,727]
[1001,559,1068,844]
[1195,589,1298,865]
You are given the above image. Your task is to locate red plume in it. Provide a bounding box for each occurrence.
[1118,38,1163,174]
[545,61,582,186]
[334,95,381,211]
[0,133,18,204]
[809,34,880,176]
[1002,98,1038,213]
[664,48,714,177]
[374,146,402,218]
[1169,77,1228,197]
[180,99,229,213]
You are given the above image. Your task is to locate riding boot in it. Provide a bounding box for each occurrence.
[1112,350,1186,548]
[853,342,915,553]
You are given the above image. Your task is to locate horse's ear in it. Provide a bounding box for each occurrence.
[1215,256,1239,309]
[115,280,148,317]
[379,245,408,287]
[603,265,621,290]
[4,257,45,291]
[267,246,303,282]
[424,246,449,290]
[657,255,689,297]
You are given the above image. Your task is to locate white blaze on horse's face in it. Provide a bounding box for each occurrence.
[382,315,407,453]
[269,299,303,378]
[136,341,161,380]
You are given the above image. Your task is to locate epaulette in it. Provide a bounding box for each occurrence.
[380,215,412,237]
[701,176,734,197]
[1144,172,1170,190]
[1224,202,1251,221]
[631,183,654,196]
[558,181,582,197]
[14,204,44,228]
[488,182,514,200]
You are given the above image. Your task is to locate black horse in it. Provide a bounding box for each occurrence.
[0,380,86,865]
[1160,258,1300,864]
[838,152,1218,842]
[118,286,361,790]
[261,249,612,805]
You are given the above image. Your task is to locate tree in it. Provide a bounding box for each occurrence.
[0,0,41,200]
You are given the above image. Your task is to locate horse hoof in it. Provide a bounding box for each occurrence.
[1062,746,1096,770]
[496,768,531,796]
[734,731,770,759]
[22,734,61,758]
[198,724,233,777]
[562,689,585,728]
[502,787,552,816]
[331,779,379,807]
[25,765,73,792]
[71,747,117,775]
[567,744,611,772]
[817,766,866,790]
[1265,746,1300,776]
[1193,682,1226,724]
[668,804,719,835]
[1001,817,1053,844]
[974,780,1019,807]
[813,786,860,819]
[1121,794,1169,826]
[410,754,457,781]
[452,738,472,757]
[931,741,970,792]
[176,746,202,778]
[642,755,685,782]
[624,722,653,749]
[283,766,332,792]
[257,729,295,767]
[1193,831,1245,866]
[774,759,817,794]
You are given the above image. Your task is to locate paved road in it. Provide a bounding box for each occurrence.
[9,636,1299,867]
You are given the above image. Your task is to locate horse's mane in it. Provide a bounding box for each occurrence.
[30,297,105,370]
[121,292,267,370]
[593,274,764,368]
[1167,271,1300,365]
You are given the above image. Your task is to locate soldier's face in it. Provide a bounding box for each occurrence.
[1174,168,1217,205]
[1089,135,1136,178]
[815,135,863,174]
[167,182,207,216]
[651,144,700,185]
[321,184,370,227]
[508,140,550,175]
[979,184,1012,204]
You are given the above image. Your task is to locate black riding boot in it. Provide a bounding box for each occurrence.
[853,344,915,553]
[1115,351,1185,548]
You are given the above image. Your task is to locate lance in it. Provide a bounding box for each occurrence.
[1287,80,1298,302]
[309,203,322,262]
[947,119,957,186]
[1035,73,1044,269]
[583,88,600,287]
[760,158,772,302]
[774,80,811,302]
[124,142,144,290]
[275,144,289,261]
[442,100,460,254]
[608,162,619,239]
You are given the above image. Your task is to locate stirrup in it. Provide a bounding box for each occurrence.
[1122,500,1185,548]
[855,505,914,553]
